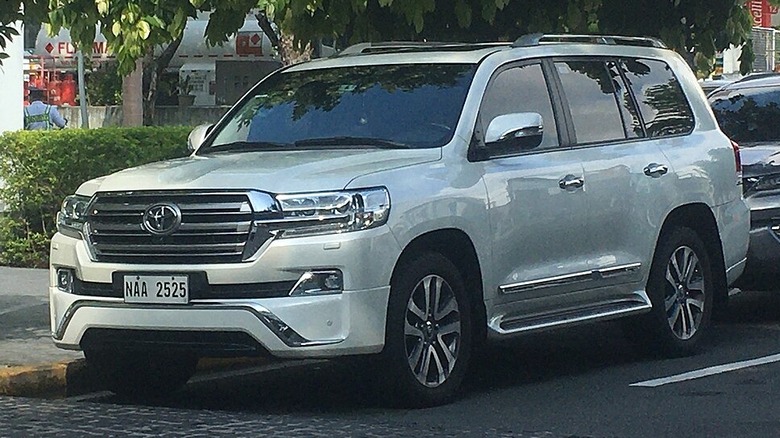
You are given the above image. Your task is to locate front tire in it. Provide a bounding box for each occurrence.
[630,227,714,356]
[380,252,473,407]
[85,349,198,399]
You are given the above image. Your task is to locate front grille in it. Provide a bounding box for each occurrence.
[86,191,265,264]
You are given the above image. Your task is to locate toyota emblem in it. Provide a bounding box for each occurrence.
[142,203,182,235]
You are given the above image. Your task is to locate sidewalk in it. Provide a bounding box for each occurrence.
[0,266,87,397]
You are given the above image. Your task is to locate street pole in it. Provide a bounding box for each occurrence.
[0,21,24,134]
[77,50,89,128]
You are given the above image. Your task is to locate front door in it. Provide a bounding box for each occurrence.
[478,61,594,314]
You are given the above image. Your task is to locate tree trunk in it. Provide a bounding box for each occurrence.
[121,59,144,126]
[255,12,288,64]
[143,37,183,126]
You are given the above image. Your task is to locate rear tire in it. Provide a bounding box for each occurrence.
[627,227,714,356]
[379,252,473,407]
[85,349,198,399]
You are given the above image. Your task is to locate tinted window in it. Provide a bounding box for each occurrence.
[555,60,626,144]
[621,59,694,137]
[205,64,476,152]
[709,87,780,143]
[480,63,559,149]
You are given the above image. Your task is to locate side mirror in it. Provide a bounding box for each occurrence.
[187,123,213,152]
[484,113,544,151]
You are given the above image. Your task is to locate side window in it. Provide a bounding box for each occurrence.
[554,60,626,144]
[480,63,559,150]
[621,58,694,137]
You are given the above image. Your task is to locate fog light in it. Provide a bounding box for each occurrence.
[56,268,74,293]
[290,270,343,296]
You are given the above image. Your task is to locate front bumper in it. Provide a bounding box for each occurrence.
[49,226,399,358]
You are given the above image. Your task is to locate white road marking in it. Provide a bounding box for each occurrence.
[630,353,780,387]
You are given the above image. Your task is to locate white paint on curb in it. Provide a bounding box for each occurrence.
[630,353,780,387]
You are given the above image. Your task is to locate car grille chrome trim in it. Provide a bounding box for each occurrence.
[85,191,281,264]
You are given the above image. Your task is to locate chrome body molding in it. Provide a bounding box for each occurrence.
[499,263,642,294]
[53,300,344,348]
[488,290,652,336]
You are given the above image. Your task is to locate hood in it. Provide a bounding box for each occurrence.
[76,149,440,196]
[739,142,780,178]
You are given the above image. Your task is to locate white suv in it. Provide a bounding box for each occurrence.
[50,34,749,406]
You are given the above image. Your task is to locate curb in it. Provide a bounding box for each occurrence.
[0,360,93,398]
[0,357,271,398]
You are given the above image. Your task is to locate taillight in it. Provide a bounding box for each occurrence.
[731,140,742,182]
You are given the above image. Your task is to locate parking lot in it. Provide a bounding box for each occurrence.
[1,287,779,437]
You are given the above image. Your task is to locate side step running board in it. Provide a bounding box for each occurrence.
[488,291,652,336]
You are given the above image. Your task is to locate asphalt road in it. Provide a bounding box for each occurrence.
[2,288,780,437]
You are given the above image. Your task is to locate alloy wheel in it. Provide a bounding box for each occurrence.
[663,245,706,340]
[404,274,462,388]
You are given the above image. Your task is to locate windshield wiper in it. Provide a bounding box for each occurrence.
[201,141,290,154]
[294,136,410,149]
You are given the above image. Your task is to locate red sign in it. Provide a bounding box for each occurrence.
[747,0,773,27]
[236,32,263,56]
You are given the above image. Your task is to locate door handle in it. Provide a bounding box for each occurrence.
[559,174,584,191]
[644,163,668,178]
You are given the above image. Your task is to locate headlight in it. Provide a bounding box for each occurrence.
[57,195,91,239]
[270,187,390,238]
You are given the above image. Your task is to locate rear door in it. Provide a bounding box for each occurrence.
[552,57,686,294]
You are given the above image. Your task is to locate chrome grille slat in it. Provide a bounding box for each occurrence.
[86,191,263,264]
[95,202,248,212]
[94,243,244,252]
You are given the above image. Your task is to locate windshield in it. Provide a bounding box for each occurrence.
[202,63,476,153]
[709,86,780,144]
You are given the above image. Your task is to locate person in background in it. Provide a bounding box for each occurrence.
[24,88,67,130]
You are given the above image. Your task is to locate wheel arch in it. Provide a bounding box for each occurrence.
[390,228,487,343]
[656,203,728,310]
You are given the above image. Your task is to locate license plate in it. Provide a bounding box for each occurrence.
[123,275,188,304]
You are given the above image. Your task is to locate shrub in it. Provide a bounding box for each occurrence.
[0,126,191,267]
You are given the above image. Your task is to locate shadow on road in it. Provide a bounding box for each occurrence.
[92,289,780,414]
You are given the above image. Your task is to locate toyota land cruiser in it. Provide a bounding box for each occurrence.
[50,34,749,406]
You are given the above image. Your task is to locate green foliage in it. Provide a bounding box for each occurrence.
[4,0,780,75]
[46,0,199,75]
[85,61,123,105]
[0,127,191,267]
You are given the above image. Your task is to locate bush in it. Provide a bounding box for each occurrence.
[0,126,192,267]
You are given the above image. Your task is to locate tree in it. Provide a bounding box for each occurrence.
[261,0,780,76]
[3,1,780,82]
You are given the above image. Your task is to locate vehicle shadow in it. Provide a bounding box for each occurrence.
[99,322,655,414]
[719,288,780,325]
[96,289,780,414]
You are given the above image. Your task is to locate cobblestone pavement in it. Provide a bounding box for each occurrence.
[0,396,560,438]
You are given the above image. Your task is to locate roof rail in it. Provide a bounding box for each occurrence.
[512,33,667,49]
[336,41,509,56]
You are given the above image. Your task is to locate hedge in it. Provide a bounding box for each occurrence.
[0,126,192,267]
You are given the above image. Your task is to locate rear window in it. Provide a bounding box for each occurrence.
[621,59,694,138]
[709,86,780,143]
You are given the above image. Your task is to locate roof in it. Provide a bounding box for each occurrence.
[716,73,780,91]
[285,34,672,72]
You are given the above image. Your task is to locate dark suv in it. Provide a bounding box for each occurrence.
[709,74,780,283]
